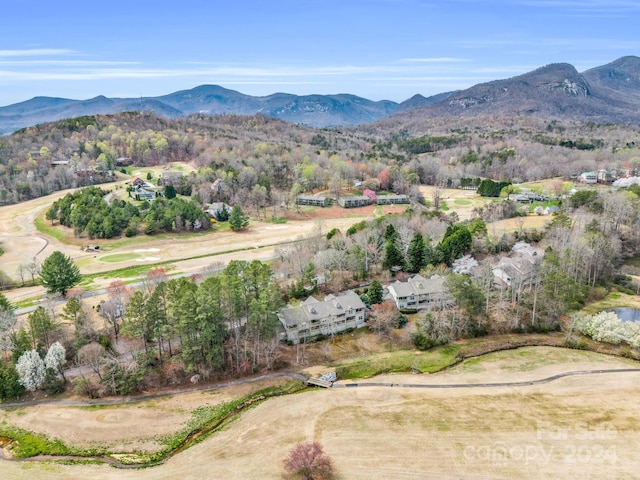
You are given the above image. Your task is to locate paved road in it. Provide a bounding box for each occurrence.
[332,368,640,389]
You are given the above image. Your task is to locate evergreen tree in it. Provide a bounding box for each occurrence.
[437,224,472,265]
[27,306,58,351]
[367,279,383,305]
[164,184,177,199]
[384,224,398,241]
[40,251,82,296]
[383,239,404,273]
[0,363,24,401]
[406,232,427,273]
[0,292,10,311]
[229,205,250,231]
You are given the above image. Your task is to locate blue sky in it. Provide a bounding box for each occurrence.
[0,0,638,106]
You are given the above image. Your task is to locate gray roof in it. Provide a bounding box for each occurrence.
[207,202,231,214]
[280,291,365,328]
[341,195,370,201]
[388,274,448,298]
[387,281,414,298]
[280,306,308,328]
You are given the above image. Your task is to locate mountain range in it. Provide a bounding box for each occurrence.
[1,56,639,134]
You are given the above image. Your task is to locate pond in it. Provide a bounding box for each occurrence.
[607,308,640,322]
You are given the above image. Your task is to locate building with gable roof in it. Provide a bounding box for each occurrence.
[386,274,453,310]
[278,291,367,344]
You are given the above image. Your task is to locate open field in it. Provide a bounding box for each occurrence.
[1,347,639,479]
[0,377,293,455]
[0,179,405,292]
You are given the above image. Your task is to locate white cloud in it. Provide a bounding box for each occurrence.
[518,0,640,8]
[0,60,140,67]
[400,57,468,63]
[0,49,76,58]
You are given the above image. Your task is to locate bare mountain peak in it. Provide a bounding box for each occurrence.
[3,57,640,134]
[583,56,640,94]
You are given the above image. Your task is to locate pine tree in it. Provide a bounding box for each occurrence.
[383,239,404,273]
[40,251,82,296]
[406,232,426,273]
[229,205,250,231]
[367,279,383,305]
[164,184,177,199]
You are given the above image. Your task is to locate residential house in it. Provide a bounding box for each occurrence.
[386,274,453,311]
[128,177,159,201]
[597,169,613,184]
[492,241,541,289]
[160,171,183,186]
[508,192,548,203]
[129,177,151,188]
[278,291,367,344]
[337,196,370,208]
[206,202,232,218]
[295,195,330,207]
[50,160,70,167]
[376,194,410,205]
[130,185,158,201]
[579,172,597,184]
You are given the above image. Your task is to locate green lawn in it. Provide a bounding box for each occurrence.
[453,199,472,206]
[34,217,67,242]
[332,344,461,379]
[99,253,142,263]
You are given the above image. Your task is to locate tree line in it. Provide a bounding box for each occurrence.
[2,110,640,212]
[47,186,210,238]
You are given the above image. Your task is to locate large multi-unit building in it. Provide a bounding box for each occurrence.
[337,196,371,208]
[386,274,453,310]
[295,195,331,207]
[375,194,410,205]
[278,291,367,344]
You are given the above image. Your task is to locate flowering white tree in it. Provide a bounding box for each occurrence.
[0,304,16,354]
[576,312,627,344]
[452,255,478,274]
[44,341,66,379]
[16,349,46,391]
[624,322,640,348]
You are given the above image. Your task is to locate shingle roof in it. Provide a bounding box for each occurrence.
[280,291,365,328]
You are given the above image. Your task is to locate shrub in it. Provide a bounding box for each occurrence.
[411,332,441,351]
[326,228,340,240]
[41,369,66,395]
[562,338,589,350]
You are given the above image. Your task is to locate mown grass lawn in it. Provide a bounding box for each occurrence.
[332,344,461,379]
[99,253,142,263]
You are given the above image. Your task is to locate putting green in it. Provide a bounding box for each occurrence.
[99,252,141,263]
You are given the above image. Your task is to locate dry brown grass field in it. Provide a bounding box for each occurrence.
[2,347,639,479]
[1,178,635,478]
